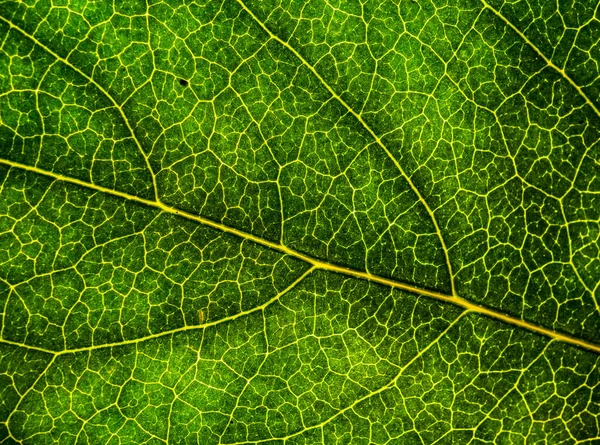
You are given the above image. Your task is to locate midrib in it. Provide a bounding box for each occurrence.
[1,157,599,354]
[0,8,599,355]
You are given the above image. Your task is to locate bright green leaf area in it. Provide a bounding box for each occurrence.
[0,0,599,443]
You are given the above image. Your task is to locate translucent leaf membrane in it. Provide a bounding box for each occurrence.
[0,0,599,442]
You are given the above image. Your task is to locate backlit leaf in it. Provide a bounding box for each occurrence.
[0,0,599,443]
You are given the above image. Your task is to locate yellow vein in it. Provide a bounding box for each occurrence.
[227,311,469,445]
[0,268,314,433]
[0,15,160,200]
[1,158,599,355]
[0,266,316,355]
[0,267,314,355]
[80,267,313,354]
[0,338,55,355]
[234,0,457,297]
[481,0,600,119]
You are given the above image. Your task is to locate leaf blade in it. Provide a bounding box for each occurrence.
[1,0,599,442]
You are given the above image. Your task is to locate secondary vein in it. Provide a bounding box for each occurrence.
[480,0,600,119]
[234,0,457,298]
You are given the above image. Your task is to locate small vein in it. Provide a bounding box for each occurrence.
[6,354,56,435]
[0,266,315,355]
[224,311,468,444]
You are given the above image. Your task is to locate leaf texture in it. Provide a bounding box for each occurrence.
[0,0,599,443]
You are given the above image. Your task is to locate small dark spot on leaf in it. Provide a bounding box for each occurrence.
[179,79,189,87]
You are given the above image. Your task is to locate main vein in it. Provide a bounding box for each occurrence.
[1,158,599,354]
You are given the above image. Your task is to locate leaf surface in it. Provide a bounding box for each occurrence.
[0,0,599,443]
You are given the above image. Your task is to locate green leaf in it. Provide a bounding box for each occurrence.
[0,0,599,443]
